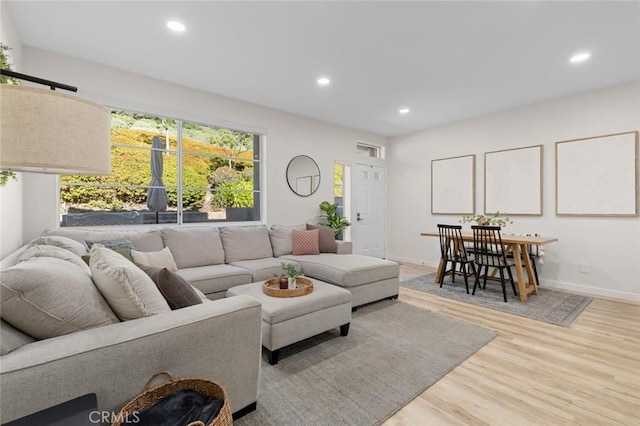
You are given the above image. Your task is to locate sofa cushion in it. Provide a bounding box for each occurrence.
[1,319,36,355]
[163,227,225,268]
[89,245,171,320]
[19,244,91,275]
[32,235,89,256]
[177,265,252,295]
[42,229,164,252]
[131,247,178,272]
[220,225,273,263]
[0,257,119,339]
[139,265,203,310]
[280,254,400,288]
[292,229,320,255]
[306,224,338,253]
[230,258,300,282]
[269,224,305,257]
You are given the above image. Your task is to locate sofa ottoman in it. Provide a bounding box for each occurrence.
[226,278,352,365]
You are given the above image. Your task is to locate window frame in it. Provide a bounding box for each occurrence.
[356,141,384,159]
[58,97,267,227]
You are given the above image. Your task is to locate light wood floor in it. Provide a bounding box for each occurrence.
[383,263,640,426]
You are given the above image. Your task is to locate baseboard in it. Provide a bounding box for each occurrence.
[389,256,640,303]
[232,401,257,420]
[538,279,640,303]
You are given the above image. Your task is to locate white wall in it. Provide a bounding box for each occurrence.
[388,80,640,301]
[13,47,388,249]
[0,1,24,258]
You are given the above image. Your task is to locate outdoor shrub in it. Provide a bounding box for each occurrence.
[60,125,254,212]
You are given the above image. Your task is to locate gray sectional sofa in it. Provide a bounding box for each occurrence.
[0,224,399,424]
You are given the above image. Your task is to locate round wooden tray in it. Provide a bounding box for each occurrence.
[263,277,313,298]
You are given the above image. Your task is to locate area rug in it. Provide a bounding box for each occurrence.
[234,300,497,426]
[401,273,593,327]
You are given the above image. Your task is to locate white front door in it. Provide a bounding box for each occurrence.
[354,163,385,258]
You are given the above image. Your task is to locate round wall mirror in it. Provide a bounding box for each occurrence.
[286,155,320,197]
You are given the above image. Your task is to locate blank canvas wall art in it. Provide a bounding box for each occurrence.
[484,145,543,215]
[431,154,475,215]
[556,131,639,216]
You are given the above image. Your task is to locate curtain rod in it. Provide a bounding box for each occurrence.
[0,68,77,92]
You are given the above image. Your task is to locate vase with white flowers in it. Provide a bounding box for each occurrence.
[460,211,513,228]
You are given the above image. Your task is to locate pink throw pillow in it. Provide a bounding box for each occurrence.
[292,229,320,255]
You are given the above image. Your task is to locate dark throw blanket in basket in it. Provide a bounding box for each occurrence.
[135,390,224,426]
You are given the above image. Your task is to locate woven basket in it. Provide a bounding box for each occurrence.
[112,372,233,426]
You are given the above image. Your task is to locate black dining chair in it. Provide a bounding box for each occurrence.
[437,224,476,294]
[471,225,517,302]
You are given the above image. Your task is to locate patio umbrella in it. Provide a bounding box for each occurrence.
[146,136,168,223]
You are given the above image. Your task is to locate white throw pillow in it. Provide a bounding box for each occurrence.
[131,247,178,272]
[89,244,171,320]
[0,257,119,339]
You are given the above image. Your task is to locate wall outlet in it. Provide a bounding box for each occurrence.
[579,263,590,274]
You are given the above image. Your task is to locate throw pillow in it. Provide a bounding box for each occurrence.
[89,244,171,321]
[0,257,119,339]
[139,265,203,310]
[86,239,136,256]
[131,247,178,272]
[19,244,91,275]
[82,247,133,266]
[306,224,338,253]
[292,229,320,255]
[269,224,306,257]
[32,235,89,256]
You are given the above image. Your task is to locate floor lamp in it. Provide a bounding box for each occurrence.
[0,69,111,176]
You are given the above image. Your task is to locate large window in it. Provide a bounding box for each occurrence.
[59,110,261,226]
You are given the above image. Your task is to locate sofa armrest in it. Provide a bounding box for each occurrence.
[336,240,352,254]
[0,295,262,424]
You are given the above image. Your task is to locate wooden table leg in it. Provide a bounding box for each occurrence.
[511,243,528,303]
[521,244,539,295]
[434,236,450,283]
[435,256,445,282]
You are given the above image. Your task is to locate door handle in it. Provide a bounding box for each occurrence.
[357,212,363,221]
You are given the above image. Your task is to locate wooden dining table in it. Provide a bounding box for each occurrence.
[421,232,558,303]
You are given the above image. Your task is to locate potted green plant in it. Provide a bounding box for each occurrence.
[0,43,18,187]
[318,201,351,238]
[281,262,303,289]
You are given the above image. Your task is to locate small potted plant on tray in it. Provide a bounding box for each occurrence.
[281,262,303,290]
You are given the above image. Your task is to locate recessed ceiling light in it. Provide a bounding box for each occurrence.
[167,21,186,32]
[317,77,331,86]
[398,108,410,115]
[570,51,590,64]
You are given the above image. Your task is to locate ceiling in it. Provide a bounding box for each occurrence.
[6,1,640,137]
